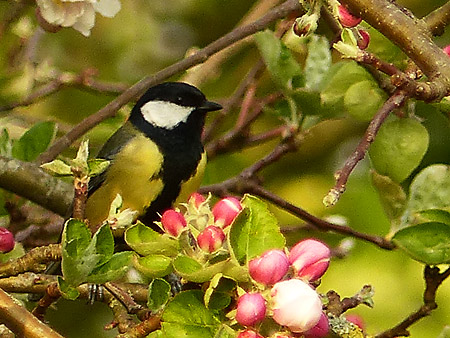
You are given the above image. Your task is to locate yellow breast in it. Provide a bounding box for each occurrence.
[85,135,164,226]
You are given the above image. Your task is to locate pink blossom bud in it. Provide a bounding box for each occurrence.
[161,209,187,237]
[249,249,289,285]
[237,330,264,338]
[236,293,266,327]
[345,314,365,331]
[271,279,322,333]
[197,226,225,253]
[357,29,370,50]
[270,334,293,338]
[189,192,206,208]
[0,227,15,253]
[212,197,242,227]
[443,45,450,57]
[303,312,329,338]
[289,239,330,282]
[338,5,362,28]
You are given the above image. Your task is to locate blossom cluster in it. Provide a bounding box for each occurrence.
[160,194,242,254]
[236,239,332,338]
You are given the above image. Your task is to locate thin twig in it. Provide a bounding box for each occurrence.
[324,90,408,207]
[423,1,450,36]
[375,266,450,338]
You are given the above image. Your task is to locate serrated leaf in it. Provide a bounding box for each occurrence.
[91,224,114,267]
[87,251,133,284]
[125,222,179,257]
[58,276,80,300]
[134,254,173,278]
[87,159,110,177]
[416,209,450,226]
[40,159,72,176]
[160,290,221,338]
[204,274,235,310]
[369,117,429,183]
[229,195,285,265]
[148,278,171,313]
[400,164,450,229]
[11,121,56,161]
[393,222,450,265]
[344,80,385,121]
[173,255,235,283]
[254,30,304,90]
[305,35,331,91]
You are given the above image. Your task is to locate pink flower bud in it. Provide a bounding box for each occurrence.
[161,209,187,237]
[189,192,206,208]
[237,330,264,338]
[345,314,365,331]
[0,227,15,253]
[338,5,362,28]
[271,279,322,333]
[289,239,330,282]
[212,197,242,228]
[303,312,329,338]
[270,334,293,338]
[249,249,289,285]
[236,293,266,327]
[197,226,225,253]
[443,45,450,57]
[357,29,370,50]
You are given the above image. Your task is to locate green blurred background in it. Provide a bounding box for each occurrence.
[1,0,450,337]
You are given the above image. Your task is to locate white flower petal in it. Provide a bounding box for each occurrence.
[93,0,121,18]
[60,3,86,27]
[72,5,96,36]
[36,0,65,25]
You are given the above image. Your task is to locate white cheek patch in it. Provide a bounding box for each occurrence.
[140,101,195,129]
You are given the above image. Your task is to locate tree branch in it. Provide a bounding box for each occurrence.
[0,156,73,216]
[340,0,450,100]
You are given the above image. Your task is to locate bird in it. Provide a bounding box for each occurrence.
[84,82,222,227]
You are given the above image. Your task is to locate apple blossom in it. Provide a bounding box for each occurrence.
[271,279,322,333]
[212,197,242,227]
[161,209,187,237]
[189,192,206,208]
[338,5,362,28]
[236,293,266,327]
[289,239,331,282]
[237,330,264,338]
[345,314,366,331]
[0,227,14,253]
[35,0,121,36]
[303,312,329,338]
[249,249,289,285]
[197,226,225,253]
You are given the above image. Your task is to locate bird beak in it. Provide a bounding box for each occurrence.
[199,101,222,112]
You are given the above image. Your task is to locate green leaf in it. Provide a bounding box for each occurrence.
[133,254,173,278]
[229,194,285,265]
[304,35,331,91]
[416,209,450,226]
[58,276,80,300]
[0,129,12,157]
[87,251,133,284]
[393,222,450,265]
[148,278,171,313]
[371,171,406,230]
[125,222,179,257]
[11,121,56,162]
[87,159,110,177]
[204,274,235,310]
[173,255,235,283]
[344,80,385,121]
[254,30,304,90]
[91,224,115,267]
[400,164,450,229]
[160,290,221,338]
[369,117,429,183]
[321,61,373,111]
[40,159,72,176]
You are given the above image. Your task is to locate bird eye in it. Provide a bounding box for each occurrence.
[176,96,183,103]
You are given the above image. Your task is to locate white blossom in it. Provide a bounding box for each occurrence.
[36,0,121,36]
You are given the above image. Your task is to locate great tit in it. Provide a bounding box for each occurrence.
[84,82,222,227]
